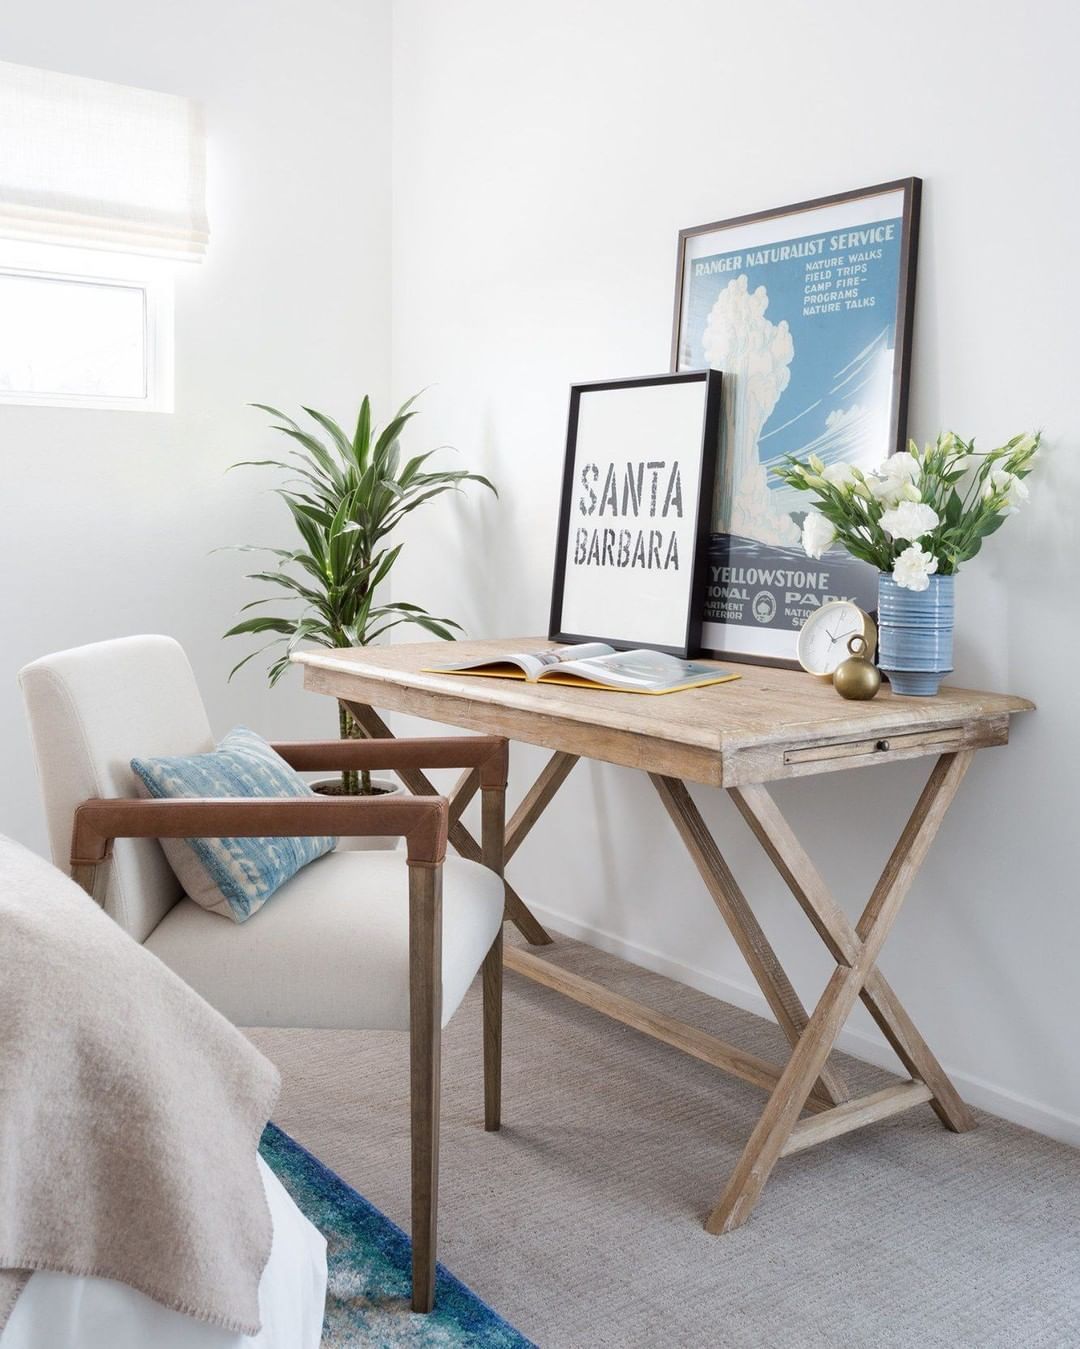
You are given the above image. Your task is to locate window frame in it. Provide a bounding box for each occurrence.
[0,239,174,413]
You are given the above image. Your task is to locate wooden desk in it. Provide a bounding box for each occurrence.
[295,638,1033,1233]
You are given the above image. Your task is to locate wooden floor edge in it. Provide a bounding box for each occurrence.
[504,944,832,1112]
[780,1080,934,1156]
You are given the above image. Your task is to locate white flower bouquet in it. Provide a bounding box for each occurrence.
[773,432,1040,591]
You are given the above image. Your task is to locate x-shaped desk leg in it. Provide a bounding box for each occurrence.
[707,750,974,1233]
[728,779,976,1136]
[344,700,558,946]
[651,774,851,1108]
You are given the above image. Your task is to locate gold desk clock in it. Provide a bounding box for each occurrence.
[796,600,877,678]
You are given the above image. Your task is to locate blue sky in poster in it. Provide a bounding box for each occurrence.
[682,218,902,478]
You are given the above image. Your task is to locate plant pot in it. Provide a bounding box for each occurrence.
[877,572,954,697]
[311,777,402,851]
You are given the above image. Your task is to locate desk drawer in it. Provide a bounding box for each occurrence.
[783,725,966,767]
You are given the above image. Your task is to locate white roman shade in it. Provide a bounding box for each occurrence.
[0,60,208,260]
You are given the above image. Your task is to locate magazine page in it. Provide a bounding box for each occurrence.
[430,643,614,681]
[529,643,613,669]
[547,648,737,693]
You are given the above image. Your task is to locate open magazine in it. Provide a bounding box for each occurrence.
[424,643,740,695]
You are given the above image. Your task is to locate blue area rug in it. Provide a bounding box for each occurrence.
[259,1123,534,1348]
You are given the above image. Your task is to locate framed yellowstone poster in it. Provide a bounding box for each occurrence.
[549,370,722,658]
[671,177,921,666]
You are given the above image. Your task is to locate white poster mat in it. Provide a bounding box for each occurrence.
[558,380,707,649]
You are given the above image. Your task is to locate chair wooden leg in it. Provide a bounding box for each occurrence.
[482,930,503,1131]
[70,863,100,900]
[481,779,506,1132]
[409,864,442,1313]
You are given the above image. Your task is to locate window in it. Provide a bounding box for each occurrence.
[0,59,207,412]
[0,240,174,411]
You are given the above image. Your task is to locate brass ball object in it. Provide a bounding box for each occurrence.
[832,634,882,701]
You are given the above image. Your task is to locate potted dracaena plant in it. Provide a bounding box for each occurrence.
[223,393,495,798]
[773,431,1040,695]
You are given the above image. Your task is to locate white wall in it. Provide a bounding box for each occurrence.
[0,0,393,852]
[391,0,1080,1141]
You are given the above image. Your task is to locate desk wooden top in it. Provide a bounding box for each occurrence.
[295,639,1033,788]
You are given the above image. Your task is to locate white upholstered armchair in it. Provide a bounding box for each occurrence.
[19,634,508,1313]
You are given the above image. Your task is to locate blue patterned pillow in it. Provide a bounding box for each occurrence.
[131,727,336,922]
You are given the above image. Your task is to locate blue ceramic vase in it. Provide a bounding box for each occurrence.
[877,572,954,697]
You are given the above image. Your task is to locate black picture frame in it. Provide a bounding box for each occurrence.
[548,369,722,659]
[671,177,921,668]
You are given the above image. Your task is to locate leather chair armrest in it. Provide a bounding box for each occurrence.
[271,735,509,790]
[70,793,448,870]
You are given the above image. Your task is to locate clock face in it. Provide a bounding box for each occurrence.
[797,602,874,676]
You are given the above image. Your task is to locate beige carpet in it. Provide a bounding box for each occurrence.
[249,933,1080,1348]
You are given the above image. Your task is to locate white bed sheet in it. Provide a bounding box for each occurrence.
[1,1156,327,1349]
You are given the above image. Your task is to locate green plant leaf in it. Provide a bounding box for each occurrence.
[373,410,419,460]
[213,543,295,559]
[368,542,403,590]
[244,570,323,602]
[249,403,302,430]
[302,407,355,460]
[227,458,294,472]
[398,450,436,486]
[281,498,330,565]
[223,616,298,637]
[367,612,461,643]
[227,638,287,681]
[353,396,372,464]
[273,427,346,493]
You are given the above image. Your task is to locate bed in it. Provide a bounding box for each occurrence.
[1,1157,327,1349]
[0,835,327,1347]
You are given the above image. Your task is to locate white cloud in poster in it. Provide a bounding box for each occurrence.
[760,334,896,517]
[703,276,800,546]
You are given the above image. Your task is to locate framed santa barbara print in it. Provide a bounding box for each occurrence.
[548,370,722,658]
[671,177,921,666]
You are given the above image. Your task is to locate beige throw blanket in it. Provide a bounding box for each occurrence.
[0,836,280,1335]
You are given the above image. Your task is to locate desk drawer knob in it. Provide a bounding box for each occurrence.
[876,739,891,752]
